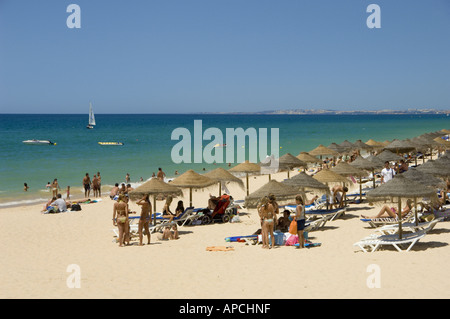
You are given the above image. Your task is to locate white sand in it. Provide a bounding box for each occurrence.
[1,170,450,299]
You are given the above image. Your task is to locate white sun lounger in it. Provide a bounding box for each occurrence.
[354,230,427,252]
[373,217,443,236]
[360,211,415,228]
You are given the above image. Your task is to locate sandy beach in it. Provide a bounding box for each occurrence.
[1,167,450,300]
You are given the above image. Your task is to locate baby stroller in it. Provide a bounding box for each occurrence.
[201,194,235,224]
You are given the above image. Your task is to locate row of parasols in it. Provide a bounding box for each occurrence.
[129,129,450,230]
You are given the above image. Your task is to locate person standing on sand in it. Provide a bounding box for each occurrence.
[136,194,152,246]
[97,172,102,196]
[258,196,275,249]
[83,173,91,197]
[92,175,99,197]
[51,179,60,197]
[157,168,166,181]
[295,195,306,249]
[113,194,129,247]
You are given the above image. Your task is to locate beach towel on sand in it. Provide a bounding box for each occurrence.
[206,246,234,251]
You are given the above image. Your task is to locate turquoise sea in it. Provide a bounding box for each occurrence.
[0,113,448,207]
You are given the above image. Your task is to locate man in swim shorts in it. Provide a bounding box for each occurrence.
[83,173,91,197]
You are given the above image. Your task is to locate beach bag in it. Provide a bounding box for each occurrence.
[285,235,299,246]
[71,204,81,211]
[289,219,297,235]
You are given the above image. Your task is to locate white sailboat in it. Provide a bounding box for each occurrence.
[86,102,96,129]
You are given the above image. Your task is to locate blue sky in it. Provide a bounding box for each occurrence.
[0,0,449,113]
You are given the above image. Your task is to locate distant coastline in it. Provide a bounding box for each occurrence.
[199,109,450,115]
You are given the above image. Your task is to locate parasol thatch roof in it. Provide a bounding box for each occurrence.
[402,167,446,189]
[244,180,300,208]
[128,178,183,200]
[308,144,339,157]
[365,139,385,148]
[339,140,356,152]
[376,150,403,162]
[365,154,386,167]
[331,162,367,177]
[350,156,381,170]
[203,167,244,188]
[282,172,329,193]
[328,143,347,154]
[312,169,350,184]
[415,160,450,178]
[297,152,323,163]
[383,139,417,154]
[171,169,217,189]
[278,153,307,170]
[366,174,436,201]
[353,140,373,150]
[229,160,261,174]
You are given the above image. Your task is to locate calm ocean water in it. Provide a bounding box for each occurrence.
[0,113,448,207]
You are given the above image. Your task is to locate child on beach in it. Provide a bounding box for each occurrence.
[66,186,70,200]
[160,224,179,240]
[23,183,29,191]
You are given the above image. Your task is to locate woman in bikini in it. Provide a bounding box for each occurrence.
[362,199,412,219]
[162,195,175,221]
[136,194,152,246]
[258,196,275,249]
[113,194,129,247]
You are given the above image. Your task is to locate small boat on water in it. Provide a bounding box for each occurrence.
[87,102,96,129]
[23,140,56,145]
[98,142,124,146]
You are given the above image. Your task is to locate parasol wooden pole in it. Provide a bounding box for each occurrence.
[218,182,221,197]
[398,197,403,239]
[414,197,418,227]
[189,188,193,207]
[359,176,363,202]
[153,196,157,225]
[246,173,249,196]
[372,169,376,189]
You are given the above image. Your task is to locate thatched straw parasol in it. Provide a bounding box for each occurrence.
[440,129,450,134]
[384,139,417,154]
[339,140,356,152]
[312,169,350,184]
[204,167,245,196]
[365,154,386,167]
[376,150,403,163]
[171,169,216,207]
[297,152,323,164]
[402,167,446,189]
[353,140,373,151]
[277,153,307,178]
[129,178,183,225]
[415,160,450,178]
[229,160,261,196]
[308,144,339,158]
[282,172,329,194]
[366,174,436,238]
[328,143,347,154]
[365,139,385,148]
[350,156,381,189]
[331,162,367,201]
[244,180,300,209]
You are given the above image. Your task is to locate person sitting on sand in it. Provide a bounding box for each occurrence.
[276,210,291,232]
[208,194,219,210]
[258,196,275,249]
[136,194,152,246]
[49,194,67,213]
[110,183,119,199]
[113,194,129,247]
[160,224,179,240]
[43,196,57,212]
[398,159,409,174]
[362,199,413,219]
